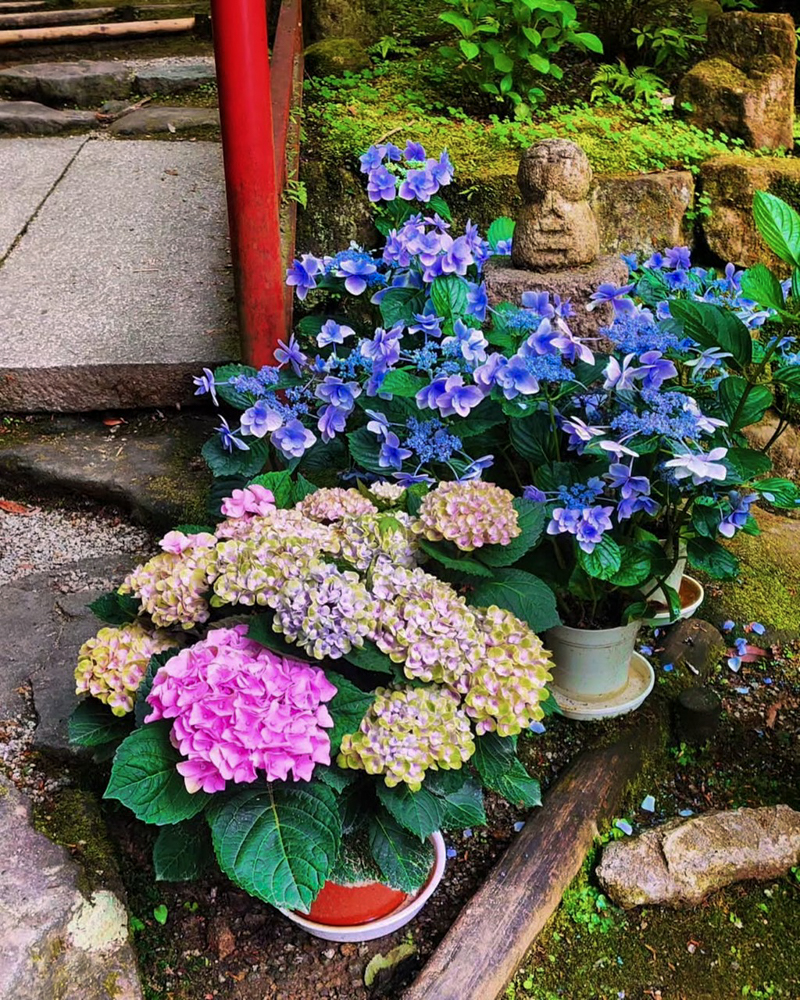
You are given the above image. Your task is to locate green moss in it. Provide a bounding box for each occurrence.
[305,38,371,78]
[33,789,121,897]
[685,56,752,91]
[103,972,122,999]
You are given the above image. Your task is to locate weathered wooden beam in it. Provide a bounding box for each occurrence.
[0,8,115,29]
[403,721,663,1000]
[0,15,195,45]
[0,2,47,11]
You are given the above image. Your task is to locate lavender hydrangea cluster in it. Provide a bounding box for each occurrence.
[145,625,337,792]
[75,623,176,716]
[338,685,475,791]
[412,480,521,550]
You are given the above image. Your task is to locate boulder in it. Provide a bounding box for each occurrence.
[677,12,796,150]
[0,778,143,999]
[304,38,371,78]
[700,154,800,268]
[591,170,694,258]
[597,805,800,908]
[484,255,629,341]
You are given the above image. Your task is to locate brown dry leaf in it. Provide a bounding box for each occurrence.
[103,417,126,427]
[0,499,36,515]
[765,695,798,729]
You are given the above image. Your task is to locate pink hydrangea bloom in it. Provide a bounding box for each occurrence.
[145,625,337,793]
[412,480,521,550]
[296,487,377,523]
[220,484,276,519]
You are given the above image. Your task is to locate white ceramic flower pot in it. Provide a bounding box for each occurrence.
[545,620,641,701]
[645,574,705,624]
[641,541,687,608]
[279,831,446,943]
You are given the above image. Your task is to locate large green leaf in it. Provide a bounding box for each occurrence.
[379,286,427,329]
[202,435,270,479]
[88,591,140,626]
[756,477,800,509]
[343,639,396,674]
[248,470,294,508]
[104,722,210,826]
[477,498,545,567]
[368,809,435,892]
[430,274,468,319]
[608,543,652,588]
[576,534,622,581]
[669,300,752,369]
[376,783,447,841]
[740,263,785,312]
[686,537,739,580]
[134,649,181,727]
[434,777,487,829]
[718,378,772,430]
[469,568,560,632]
[213,363,258,410]
[380,370,428,398]
[417,538,495,578]
[68,700,133,748]
[208,783,341,913]
[153,817,215,881]
[753,191,800,268]
[472,732,541,808]
[347,427,386,475]
[773,365,800,390]
[724,446,772,482]
[326,671,374,755]
[486,217,515,251]
[509,410,554,464]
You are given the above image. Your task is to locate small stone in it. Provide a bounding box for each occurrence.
[675,686,722,744]
[0,100,96,136]
[340,943,358,957]
[109,106,219,137]
[207,917,236,961]
[657,618,726,680]
[512,139,599,270]
[597,805,800,908]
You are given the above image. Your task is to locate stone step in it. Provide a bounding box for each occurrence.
[0,55,216,106]
[109,103,218,135]
[0,7,116,29]
[0,137,237,412]
[0,15,196,47]
[0,98,97,134]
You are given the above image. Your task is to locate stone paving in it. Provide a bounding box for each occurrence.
[0,136,238,411]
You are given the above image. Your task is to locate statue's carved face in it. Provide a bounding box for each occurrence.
[518,140,592,202]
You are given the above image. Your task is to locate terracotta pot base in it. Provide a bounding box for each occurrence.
[304,880,408,927]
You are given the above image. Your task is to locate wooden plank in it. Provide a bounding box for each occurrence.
[0,8,115,29]
[0,16,195,45]
[403,719,664,1000]
[0,2,47,10]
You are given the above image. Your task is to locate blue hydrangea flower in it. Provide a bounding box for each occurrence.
[317,319,356,348]
[286,254,323,300]
[379,431,413,469]
[271,419,316,459]
[240,400,283,438]
[216,416,249,453]
[192,367,217,404]
[337,258,378,295]
[274,334,307,375]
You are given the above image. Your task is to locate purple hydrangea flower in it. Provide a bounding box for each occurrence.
[379,431,413,469]
[240,400,283,438]
[399,167,439,202]
[315,376,361,414]
[193,367,217,404]
[274,334,307,375]
[286,254,323,300]
[524,485,547,503]
[495,355,540,399]
[337,258,378,295]
[217,416,249,453]
[547,504,614,553]
[367,165,398,202]
[588,282,636,314]
[317,404,348,443]
[404,141,426,162]
[271,419,316,459]
[665,245,691,270]
[719,491,757,538]
[664,447,728,486]
[317,319,356,347]
[435,374,485,418]
[637,350,678,390]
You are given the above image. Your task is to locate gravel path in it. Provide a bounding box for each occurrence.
[0,499,153,587]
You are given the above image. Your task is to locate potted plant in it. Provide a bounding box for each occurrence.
[192,143,800,717]
[69,477,554,939]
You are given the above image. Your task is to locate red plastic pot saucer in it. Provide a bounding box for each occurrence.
[303,880,409,927]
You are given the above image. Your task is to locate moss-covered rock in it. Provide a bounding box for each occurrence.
[304,38,371,78]
[701,507,800,641]
[700,154,800,270]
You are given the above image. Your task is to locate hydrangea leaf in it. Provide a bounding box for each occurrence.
[668,300,752,370]
[316,766,359,793]
[68,700,133,748]
[753,191,800,268]
[342,639,396,675]
[172,523,215,535]
[417,538,495,578]
[249,470,294,508]
[686,537,739,580]
[380,370,429,398]
[213,363,258,410]
[424,768,469,797]
[208,782,341,913]
[104,721,211,825]
[723,447,772,483]
[368,808,435,892]
[717,377,772,431]
[88,591,140,626]
[134,649,181,727]
[607,542,652,587]
[379,286,426,329]
[477,498,545,567]
[245,613,306,659]
[486,216,515,251]
[469,567,560,633]
[472,732,542,808]
[430,274,468,320]
[201,434,269,479]
[437,778,487,829]
[292,474,319,504]
[754,477,800,509]
[509,410,554,463]
[740,263,786,313]
[153,817,215,882]
[325,671,375,754]
[576,534,622,582]
[376,782,447,841]
[427,194,452,223]
[347,427,386,475]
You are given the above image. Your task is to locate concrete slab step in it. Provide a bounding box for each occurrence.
[0,98,97,134]
[0,55,215,106]
[0,138,237,411]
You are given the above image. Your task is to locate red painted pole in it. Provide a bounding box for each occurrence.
[211,0,286,367]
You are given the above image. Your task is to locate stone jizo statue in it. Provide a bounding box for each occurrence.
[511,138,600,271]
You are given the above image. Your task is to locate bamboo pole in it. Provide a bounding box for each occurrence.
[0,15,194,44]
[0,8,115,29]
[0,2,47,10]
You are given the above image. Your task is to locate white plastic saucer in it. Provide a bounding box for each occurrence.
[279,831,446,943]
[550,651,655,721]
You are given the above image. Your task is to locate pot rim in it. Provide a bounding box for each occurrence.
[546,619,642,638]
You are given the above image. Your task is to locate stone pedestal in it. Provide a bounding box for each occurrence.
[677,12,796,150]
[484,255,629,341]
